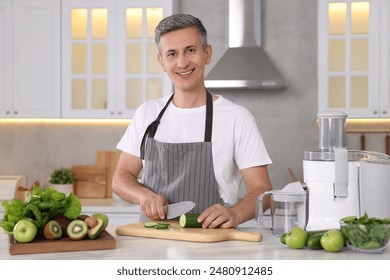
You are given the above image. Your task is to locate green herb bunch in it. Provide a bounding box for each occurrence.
[49,167,74,184]
[0,186,81,234]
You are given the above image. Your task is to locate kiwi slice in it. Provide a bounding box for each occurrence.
[67,219,88,240]
[43,220,62,240]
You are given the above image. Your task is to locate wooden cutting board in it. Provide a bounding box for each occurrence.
[96,150,121,198]
[116,221,262,243]
[8,230,116,255]
[72,165,107,198]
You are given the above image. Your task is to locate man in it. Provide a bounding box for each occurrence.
[112,14,272,229]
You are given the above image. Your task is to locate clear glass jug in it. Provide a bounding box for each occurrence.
[256,191,308,237]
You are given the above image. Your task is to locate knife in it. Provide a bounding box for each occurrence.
[164,201,195,219]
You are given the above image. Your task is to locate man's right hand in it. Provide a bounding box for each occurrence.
[139,192,168,220]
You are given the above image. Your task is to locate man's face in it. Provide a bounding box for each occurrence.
[157,27,212,92]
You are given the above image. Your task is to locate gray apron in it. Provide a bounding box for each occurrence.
[139,90,223,221]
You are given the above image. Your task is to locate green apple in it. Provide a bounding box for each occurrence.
[320,229,344,252]
[13,219,37,243]
[285,227,308,249]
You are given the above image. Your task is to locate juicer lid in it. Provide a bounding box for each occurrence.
[304,149,390,164]
[317,111,348,119]
[271,181,307,202]
[271,192,307,202]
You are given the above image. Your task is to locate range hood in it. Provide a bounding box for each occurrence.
[205,0,285,90]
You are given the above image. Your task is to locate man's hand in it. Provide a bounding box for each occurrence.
[139,192,168,220]
[197,204,241,229]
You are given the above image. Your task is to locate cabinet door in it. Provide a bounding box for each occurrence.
[62,0,117,119]
[380,0,390,116]
[12,0,61,118]
[0,0,13,118]
[116,0,174,118]
[62,0,174,119]
[318,0,380,118]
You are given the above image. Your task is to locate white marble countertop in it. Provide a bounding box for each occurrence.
[1,224,389,260]
[1,198,390,260]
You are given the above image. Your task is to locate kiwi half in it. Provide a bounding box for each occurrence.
[43,220,63,240]
[67,220,88,240]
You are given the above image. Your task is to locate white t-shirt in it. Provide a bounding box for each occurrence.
[116,95,272,206]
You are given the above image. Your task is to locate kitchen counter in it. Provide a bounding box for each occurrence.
[1,198,389,260]
[1,225,389,260]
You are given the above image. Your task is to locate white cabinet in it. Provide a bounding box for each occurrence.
[0,0,61,118]
[0,0,12,118]
[61,0,175,119]
[80,198,140,226]
[318,0,389,118]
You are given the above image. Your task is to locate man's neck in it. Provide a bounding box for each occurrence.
[172,88,208,108]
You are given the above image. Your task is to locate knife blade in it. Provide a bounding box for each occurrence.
[165,201,195,220]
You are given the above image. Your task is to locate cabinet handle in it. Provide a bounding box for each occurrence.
[383,110,387,115]
[110,111,114,115]
[6,110,10,115]
[118,111,122,115]
[373,110,378,114]
[14,111,18,115]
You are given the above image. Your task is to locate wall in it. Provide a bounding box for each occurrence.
[0,121,128,188]
[0,0,387,190]
[181,0,319,188]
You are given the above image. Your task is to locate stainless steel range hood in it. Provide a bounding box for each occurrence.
[205,0,285,90]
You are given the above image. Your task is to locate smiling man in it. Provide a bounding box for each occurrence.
[112,14,272,229]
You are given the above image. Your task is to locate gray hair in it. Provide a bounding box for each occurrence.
[155,14,208,53]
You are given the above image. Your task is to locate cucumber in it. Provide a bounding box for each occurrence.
[306,232,325,250]
[306,230,328,238]
[279,233,287,245]
[179,214,202,228]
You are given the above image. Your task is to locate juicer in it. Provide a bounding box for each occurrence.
[304,112,390,231]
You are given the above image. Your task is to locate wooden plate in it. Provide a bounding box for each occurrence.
[8,230,116,255]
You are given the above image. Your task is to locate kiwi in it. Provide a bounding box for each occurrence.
[67,219,88,240]
[43,220,62,240]
[52,215,71,237]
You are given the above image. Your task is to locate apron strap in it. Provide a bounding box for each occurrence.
[140,89,213,158]
[204,89,213,142]
[140,94,174,159]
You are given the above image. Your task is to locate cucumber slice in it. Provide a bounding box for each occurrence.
[154,224,169,229]
[179,214,202,228]
[144,222,170,229]
[144,222,158,228]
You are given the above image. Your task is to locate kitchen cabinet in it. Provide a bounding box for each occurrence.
[0,0,61,118]
[61,0,176,119]
[318,0,389,118]
[79,198,140,226]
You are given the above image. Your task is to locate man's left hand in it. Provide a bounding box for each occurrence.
[197,204,240,229]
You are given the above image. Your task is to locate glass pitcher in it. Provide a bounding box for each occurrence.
[256,191,308,237]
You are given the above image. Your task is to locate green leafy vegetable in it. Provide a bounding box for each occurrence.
[340,212,390,250]
[0,186,81,235]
